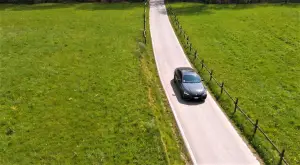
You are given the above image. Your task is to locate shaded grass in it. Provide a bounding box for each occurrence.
[0,3,185,164]
[168,2,300,165]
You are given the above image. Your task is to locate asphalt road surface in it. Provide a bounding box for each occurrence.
[149,0,260,164]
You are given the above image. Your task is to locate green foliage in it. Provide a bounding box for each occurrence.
[169,2,300,165]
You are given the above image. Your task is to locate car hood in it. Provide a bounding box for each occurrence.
[182,82,206,95]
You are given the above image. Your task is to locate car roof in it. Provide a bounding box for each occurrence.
[177,67,196,75]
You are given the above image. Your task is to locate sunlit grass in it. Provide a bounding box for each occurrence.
[0,3,185,164]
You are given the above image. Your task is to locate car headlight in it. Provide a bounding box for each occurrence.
[184,91,190,95]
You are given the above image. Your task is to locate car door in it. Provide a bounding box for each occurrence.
[177,71,184,92]
[174,70,180,83]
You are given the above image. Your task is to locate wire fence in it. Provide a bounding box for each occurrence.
[166,4,289,165]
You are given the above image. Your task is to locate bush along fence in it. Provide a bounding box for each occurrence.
[166,5,289,165]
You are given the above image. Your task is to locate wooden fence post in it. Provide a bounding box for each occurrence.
[233,98,239,114]
[278,149,285,165]
[209,70,213,81]
[144,19,146,30]
[144,32,146,44]
[144,2,147,44]
[220,82,224,95]
[201,59,204,69]
[194,51,198,59]
[253,119,259,137]
[144,31,146,44]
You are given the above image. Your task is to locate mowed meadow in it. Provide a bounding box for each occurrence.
[0,3,186,164]
[169,3,300,164]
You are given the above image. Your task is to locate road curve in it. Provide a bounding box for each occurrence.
[149,0,260,164]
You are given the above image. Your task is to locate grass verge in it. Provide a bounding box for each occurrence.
[167,2,300,165]
[0,3,186,164]
[137,2,190,165]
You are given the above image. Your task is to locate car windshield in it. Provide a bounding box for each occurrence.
[183,74,201,83]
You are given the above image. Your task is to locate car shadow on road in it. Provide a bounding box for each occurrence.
[170,79,205,106]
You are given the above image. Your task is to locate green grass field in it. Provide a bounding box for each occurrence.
[0,3,187,164]
[169,3,300,164]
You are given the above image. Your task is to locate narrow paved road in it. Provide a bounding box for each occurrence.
[149,0,260,164]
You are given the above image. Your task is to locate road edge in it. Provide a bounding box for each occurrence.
[149,1,198,164]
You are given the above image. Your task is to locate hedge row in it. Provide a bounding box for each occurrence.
[0,0,144,3]
[168,0,299,3]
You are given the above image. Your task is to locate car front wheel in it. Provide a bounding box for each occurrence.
[180,91,186,100]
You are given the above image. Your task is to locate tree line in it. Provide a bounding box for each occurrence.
[169,0,299,3]
[0,0,144,3]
